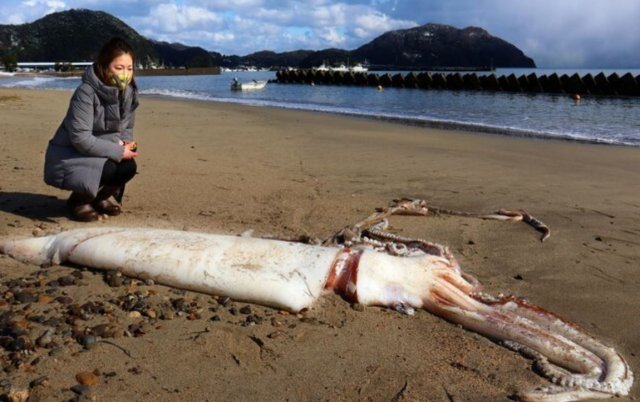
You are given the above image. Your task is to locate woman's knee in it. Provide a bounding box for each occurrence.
[118,159,137,183]
[100,159,137,186]
[100,160,118,185]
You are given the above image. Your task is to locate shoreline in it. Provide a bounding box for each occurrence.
[1,87,639,401]
[1,80,639,147]
[139,91,640,148]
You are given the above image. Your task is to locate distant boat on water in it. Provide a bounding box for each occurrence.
[230,77,267,90]
[330,64,349,73]
[312,63,368,73]
[349,64,368,73]
[312,63,330,72]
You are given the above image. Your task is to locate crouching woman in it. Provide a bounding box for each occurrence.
[44,37,139,222]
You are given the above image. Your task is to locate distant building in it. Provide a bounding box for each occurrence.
[16,62,93,72]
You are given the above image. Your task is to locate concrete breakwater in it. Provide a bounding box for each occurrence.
[275,69,640,97]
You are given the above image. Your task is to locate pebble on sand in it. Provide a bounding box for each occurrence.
[76,371,99,386]
[6,387,29,402]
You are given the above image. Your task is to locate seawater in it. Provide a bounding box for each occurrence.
[2,68,640,147]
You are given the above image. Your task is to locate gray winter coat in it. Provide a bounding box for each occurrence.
[44,65,139,197]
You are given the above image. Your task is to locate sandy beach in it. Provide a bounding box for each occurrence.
[1,87,639,401]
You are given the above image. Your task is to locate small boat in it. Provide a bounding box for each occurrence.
[312,63,330,72]
[315,63,368,73]
[349,64,368,73]
[330,64,349,73]
[230,77,267,91]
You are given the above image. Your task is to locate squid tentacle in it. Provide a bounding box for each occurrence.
[488,295,633,395]
[423,277,632,401]
[327,198,629,401]
[333,198,552,243]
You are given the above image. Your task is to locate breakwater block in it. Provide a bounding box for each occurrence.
[527,73,542,92]
[432,73,447,89]
[417,72,433,89]
[506,74,521,91]
[545,74,564,93]
[463,74,482,90]
[497,75,510,91]
[274,69,640,96]
[354,72,368,86]
[617,73,638,96]
[517,75,530,92]
[581,74,598,95]
[391,73,405,88]
[404,72,419,88]
[379,73,393,87]
[367,73,380,86]
[594,73,612,94]
[343,72,356,85]
[480,74,500,91]
[607,73,621,96]
[447,73,464,90]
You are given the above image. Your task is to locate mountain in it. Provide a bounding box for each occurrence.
[0,9,218,68]
[352,24,535,69]
[150,40,219,68]
[0,10,535,70]
[297,48,351,69]
[239,23,535,69]
[238,50,315,69]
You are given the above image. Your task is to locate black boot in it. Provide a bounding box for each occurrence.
[92,185,122,216]
[67,192,100,222]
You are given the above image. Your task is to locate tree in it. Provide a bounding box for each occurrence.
[1,54,18,72]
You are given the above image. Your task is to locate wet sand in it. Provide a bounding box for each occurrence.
[0,87,639,401]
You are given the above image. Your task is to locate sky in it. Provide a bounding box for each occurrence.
[2,0,640,68]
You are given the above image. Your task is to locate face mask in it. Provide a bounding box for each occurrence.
[110,72,132,91]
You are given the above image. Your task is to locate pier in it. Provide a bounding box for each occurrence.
[275,69,640,97]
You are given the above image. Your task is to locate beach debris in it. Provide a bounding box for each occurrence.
[29,376,49,389]
[5,386,29,402]
[77,334,97,349]
[0,199,631,401]
[75,371,99,386]
[35,328,55,348]
[70,384,92,396]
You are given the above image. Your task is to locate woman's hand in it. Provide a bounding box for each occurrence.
[122,141,138,160]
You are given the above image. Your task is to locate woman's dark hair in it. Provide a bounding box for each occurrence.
[94,37,137,88]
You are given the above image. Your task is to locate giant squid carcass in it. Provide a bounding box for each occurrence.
[0,199,632,401]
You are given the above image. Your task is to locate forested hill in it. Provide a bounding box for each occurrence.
[0,9,218,68]
[0,10,535,69]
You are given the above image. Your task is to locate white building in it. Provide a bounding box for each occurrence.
[16,61,93,71]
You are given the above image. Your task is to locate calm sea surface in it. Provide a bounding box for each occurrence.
[2,68,640,146]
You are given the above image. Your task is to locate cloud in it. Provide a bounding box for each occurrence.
[23,0,66,11]
[387,0,640,67]
[126,1,418,55]
[1,0,639,66]
[131,3,223,34]
[0,0,66,24]
[352,11,416,39]
[316,27,345,47]
[262,3,415,50]
[194,0,264,8]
